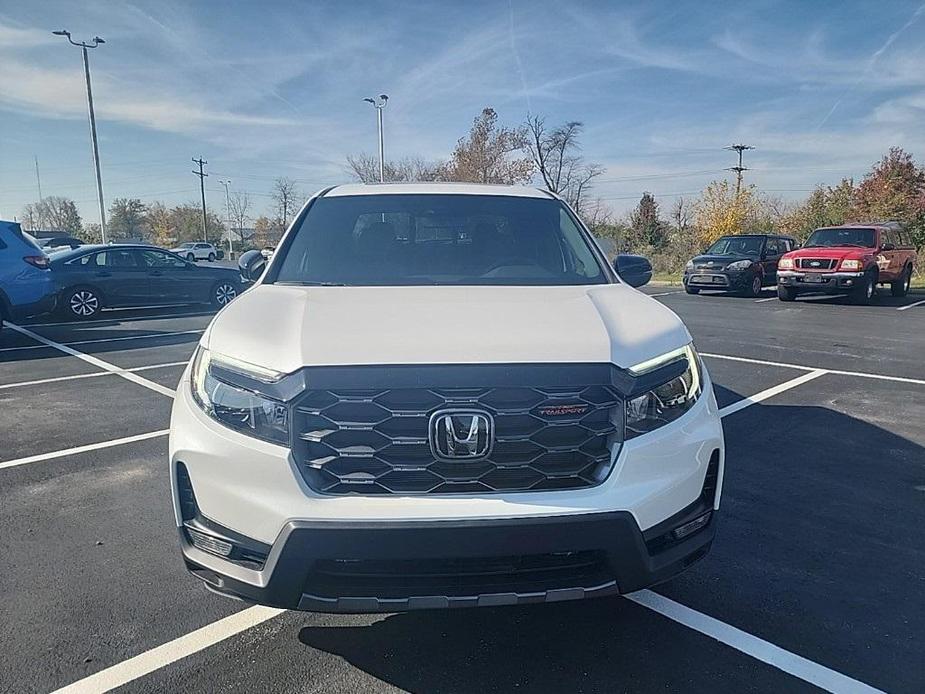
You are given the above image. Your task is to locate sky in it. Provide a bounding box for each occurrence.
[2,0,925,225]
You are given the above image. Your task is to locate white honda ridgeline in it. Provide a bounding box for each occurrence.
[169,183,724,612]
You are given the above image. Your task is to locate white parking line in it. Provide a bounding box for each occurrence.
[718,370,827,418]
[0,361,188,391]
[627,590,884,694]
[4,324,180,397]
[52,606,285,694]
[755,297,777,303]
[702,352,925,387]
[0,329,202,353]
[0,430,169,471]
[25,310,213,328]
[897,298,925,311]
[648,291,681,297]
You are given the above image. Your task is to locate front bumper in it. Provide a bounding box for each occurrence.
[171,364,724,612]
[181,495,717,612]
[684,270,751,290]
[777,270,863,293]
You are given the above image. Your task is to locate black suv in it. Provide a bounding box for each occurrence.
[683,234,797,297]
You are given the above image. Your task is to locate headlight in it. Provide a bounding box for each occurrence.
[840,259,861,271]
[778,257,794,269]
[625,344,702,440]
[685,260,694,270]
[725,260,751,271]
[190,347,289,445]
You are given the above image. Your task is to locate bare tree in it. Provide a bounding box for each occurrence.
[525,116,604,213]
[227,191,254,247]
[346,154,441,183]
[271,177,301,231]
[21,196,83,233]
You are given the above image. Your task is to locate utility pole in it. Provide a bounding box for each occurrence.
[34,156,43,201]
[725,144,754,196]
[53,30,108,242]
[218,179,234,260]
[363,94,389,182]
[192,157,208,242]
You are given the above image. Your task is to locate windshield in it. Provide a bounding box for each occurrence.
[804,227,876,248]
[705,236,764,256]
[272,194,608,286]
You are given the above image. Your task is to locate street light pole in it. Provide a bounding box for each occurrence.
[363,95,389,182]
[218,179,234,260]
[53,30,108,243]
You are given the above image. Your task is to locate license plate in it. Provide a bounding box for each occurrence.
[803,275,824,283]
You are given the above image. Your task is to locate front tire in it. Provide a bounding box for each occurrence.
[777,286,796,302]
[187,253,196,262]
[851,270,876,305]
[64,287,102,320]
[891,266,912,297]
[208,253,216,262]
[684,284,700,295]
[744,273,762,297]
[211,282,238,308]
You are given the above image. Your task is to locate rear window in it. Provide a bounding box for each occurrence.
[272,194,608,286]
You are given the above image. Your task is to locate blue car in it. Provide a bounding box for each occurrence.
[0,220,56,329]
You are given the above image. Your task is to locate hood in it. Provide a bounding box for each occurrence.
[205,284,691,373]
[787,246,874,260]
[691,253,756,268]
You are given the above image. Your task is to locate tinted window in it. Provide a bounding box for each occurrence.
[765,239,781,256]
[71,252,106,267]
[140,250,188,269]
[781,238,794,252]
[107,249,140,268]
[805,227,876,248]
[273,194,608,286]
[705,236,764,256]
[881,228,897,247]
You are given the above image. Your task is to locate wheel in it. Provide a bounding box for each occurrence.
[850,270,876,305]
[64,287,102,319]
[777,285,796,302]
[212,282,238,308]
[744,273,762,297]
[208,253,216,262]
[684,284,700,295]
[891,266,912,297]
[187,253,195,262]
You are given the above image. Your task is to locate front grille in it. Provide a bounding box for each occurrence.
[293,380,622,495]
[305,551,612,599]
[796,258,837,270]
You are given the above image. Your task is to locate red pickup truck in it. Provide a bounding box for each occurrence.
[777,222,917,304]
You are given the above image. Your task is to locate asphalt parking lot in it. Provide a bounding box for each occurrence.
[1,286,923,694]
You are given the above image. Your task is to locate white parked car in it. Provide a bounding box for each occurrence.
[172,242,217,262]
[169,183,724,613]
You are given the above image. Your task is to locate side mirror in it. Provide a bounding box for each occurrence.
[238,249,266,282]
[881,243,895,252]
[614,254,652,288]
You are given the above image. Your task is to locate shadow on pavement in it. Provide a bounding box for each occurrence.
[296,398,924,694]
